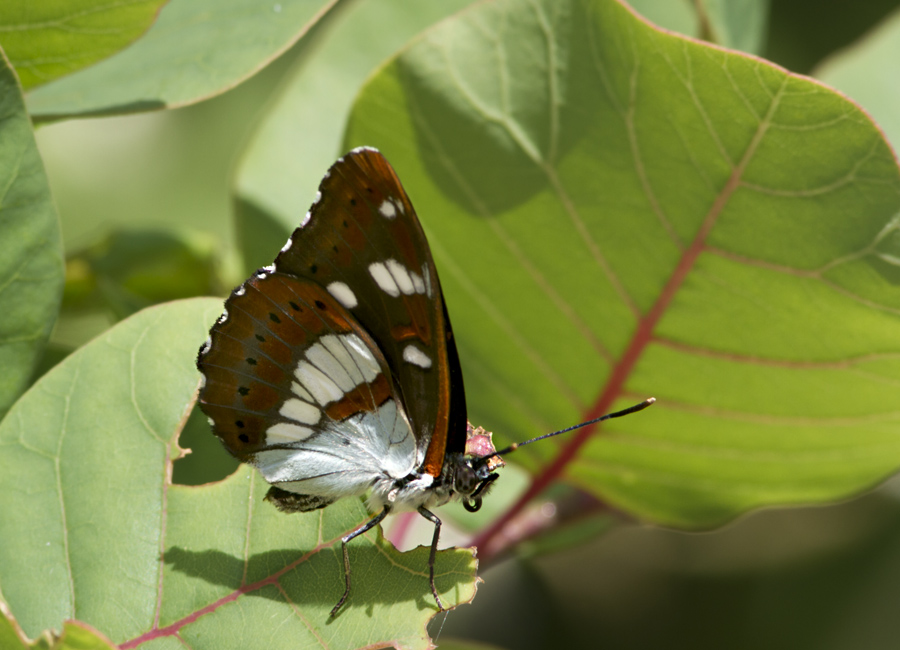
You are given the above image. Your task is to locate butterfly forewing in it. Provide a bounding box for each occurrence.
[271,148,467,475]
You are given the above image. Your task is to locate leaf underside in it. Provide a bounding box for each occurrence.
[0,299,477,649]
[343,0,900,529]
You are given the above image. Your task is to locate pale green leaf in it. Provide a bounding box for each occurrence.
[0,299,477,648]
[626,0,769,54]
[26,0,340,119]
[0,0,168,90]
[234,0,475,272]
[696,0,770,54]
[814,6,900,149]
[1,601,119,649]
[627,0,697,37]
[0,49,64,418]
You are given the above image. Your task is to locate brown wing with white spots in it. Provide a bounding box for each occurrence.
[271,148,468,476]
[198,271,399,467]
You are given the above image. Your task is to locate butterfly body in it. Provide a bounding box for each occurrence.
[197,147,499,614]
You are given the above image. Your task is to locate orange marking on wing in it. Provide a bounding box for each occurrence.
[325,373,392,421]
[390,324,419,341]
[420,294,451,477]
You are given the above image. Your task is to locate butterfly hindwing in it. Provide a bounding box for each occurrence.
[198,270,417,498]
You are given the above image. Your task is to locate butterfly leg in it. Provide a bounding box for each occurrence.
[417,506,445,611]
[330,505,391,617]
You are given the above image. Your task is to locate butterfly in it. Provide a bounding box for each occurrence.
[196,147,653,616]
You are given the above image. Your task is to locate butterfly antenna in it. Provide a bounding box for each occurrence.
[491,397,656,458]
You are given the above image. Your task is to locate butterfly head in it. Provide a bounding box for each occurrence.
[443,423,506,513]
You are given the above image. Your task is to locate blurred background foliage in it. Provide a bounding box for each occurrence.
[12,0,900,647]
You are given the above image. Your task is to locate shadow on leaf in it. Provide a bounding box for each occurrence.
[164,543,474,613]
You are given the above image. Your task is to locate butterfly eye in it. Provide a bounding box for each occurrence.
[453,462,479,495]
[463,497,482,513]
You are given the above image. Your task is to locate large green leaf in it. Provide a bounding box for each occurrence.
[0,299,476,648]
[25,0,340,119]
[0,50,64,418]
[0,602,118,650]
[338,0,900,531]
[234,0,475,273]
[0,0,168,90]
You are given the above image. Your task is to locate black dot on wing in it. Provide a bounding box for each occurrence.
[255,334,265,342]
[310,264,318,274]
[235,420,245,428]
[350,198,356,206]
[366,187,373,193]
[342,220,349,228]
[239,433,250,443]
[269,313,281,323]
[315,300,326,310]
[289,301,301,311]
[332,245,338,253]
[246,357,257,365]
[238,386,250,396]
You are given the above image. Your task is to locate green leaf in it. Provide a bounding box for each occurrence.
[814,7,900,149]
[234,0,475,273]
[695,0,770,54]
[627,0,698,38]
[0,0,168,90]
[339,0,900,529]
[1,602,118,650]
[0,49,64,418]
[0,299,477,649]
[26,0,340,120]
[64,228,222,319]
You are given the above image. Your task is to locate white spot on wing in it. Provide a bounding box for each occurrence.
[306,342,356,391]
[295,361,344,405]
[291,381,313,402]
[386,259,414,294]
[352,145,379,154]
[369,262,400,297]
[327,281,357,309]
[200,338,212,355]
[266,422,314,444]
[280,238,292,253]
[403,345,432,369]
[217,309,229,324]
[410,271,425,294]
[379,200,397,219]
[279,398,321,425]
[343,334,380,382]
[422,263,433,298]
[320,335,364,385]
[234,285,246,296]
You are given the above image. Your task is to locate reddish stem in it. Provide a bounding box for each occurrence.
[472,161,745,560]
